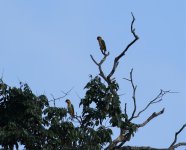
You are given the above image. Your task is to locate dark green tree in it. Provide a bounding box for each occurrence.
[0,14,185,150]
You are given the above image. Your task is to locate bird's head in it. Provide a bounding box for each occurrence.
[97,36,102,40]
[65,99,70,103]
[65,99,71,104]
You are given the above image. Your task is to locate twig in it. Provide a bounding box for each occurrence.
[50,94,56,107]
[48,87,73,102]
[128,69,137,121]
[133,90,171,119]
[123,78,131,82]
[124,103,127,115]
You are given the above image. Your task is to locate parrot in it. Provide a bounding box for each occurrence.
[65,99,74,117]
[97,36,107,55]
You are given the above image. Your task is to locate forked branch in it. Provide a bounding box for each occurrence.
[169,123,186,149]
[91,12,139,84]
[124,69,137,121]
[90,53,109,82]
[49,87,73,106]
[107,12,139,80]
[134,90,173,119]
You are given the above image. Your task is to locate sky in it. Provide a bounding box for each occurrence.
[0,0,185,149]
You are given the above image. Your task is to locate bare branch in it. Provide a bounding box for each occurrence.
[137,108,165,128]
[169,123,186,149]
[107,12,139,80]
[91,13,138,86]
[122,77,131,82]
[107,109,185,150]
[50,94,56,107]
[120,124,186,150]
[48,87,73,103]
[113,143,186,150]
[134,90,171,118]
[90,53,109,82]
[90,54,99,66]
[173,142,186,149]
[128,69,137,121]
[109,108,165,149]
[124,103,127,115]
[116,146,168,150]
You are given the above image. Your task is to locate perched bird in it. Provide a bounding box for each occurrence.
[97,36,107,55]
[65,99,74,117]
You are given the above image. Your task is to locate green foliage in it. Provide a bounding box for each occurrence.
[80,76,122,127]
[75,126,112,149]
[0,77,137,150]
[0,80,48,149]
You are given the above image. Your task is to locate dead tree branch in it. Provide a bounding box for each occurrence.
[91,12,139,85]
[172,142,186,149]
[90,53,109,82]
[125,69,137,121]
[133,90,171,119]
[137,108,165,128]
[115,124,186,150]
[48,87,73,105]
[169,123,186,149]
[124,103,127,116]
[106,108,165,150]
[116,146,167,150]
[107,12,139,81]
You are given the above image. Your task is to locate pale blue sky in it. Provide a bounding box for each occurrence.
[0,1,185,149]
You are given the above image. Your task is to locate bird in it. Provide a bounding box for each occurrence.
[65,99,74,117]
[97,36,107,55]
